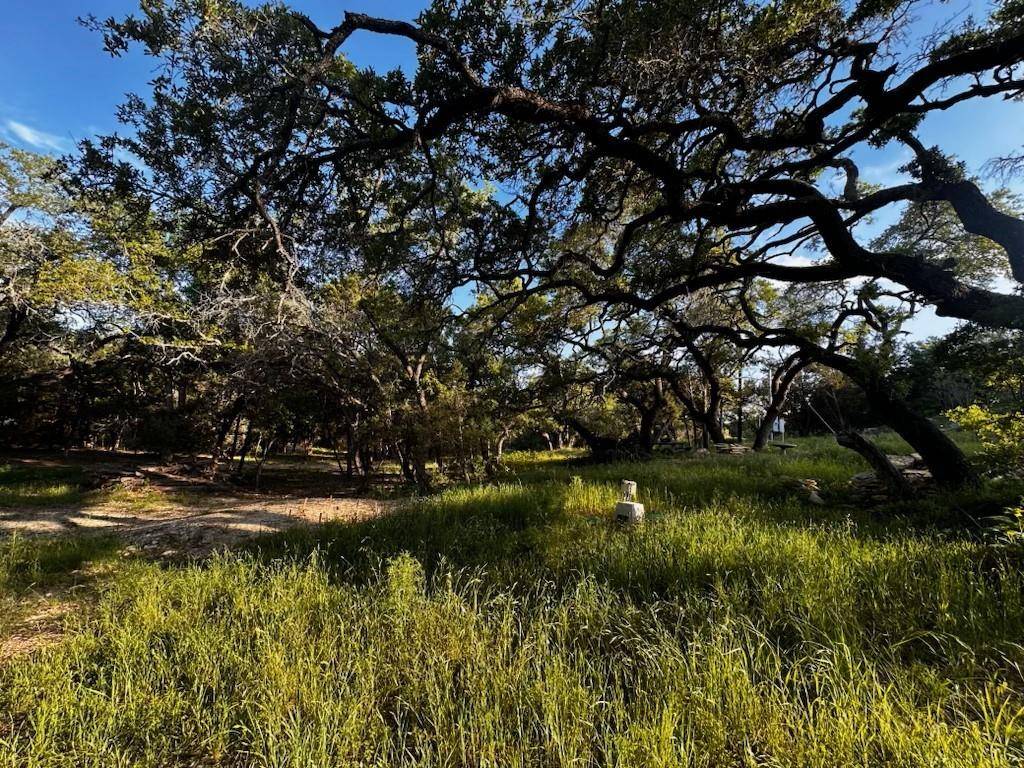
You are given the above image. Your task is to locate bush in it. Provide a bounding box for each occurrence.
[946,404,1024,472]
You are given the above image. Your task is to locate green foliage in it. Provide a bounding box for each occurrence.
[947,404,1024,472]
[980,499,1024,555]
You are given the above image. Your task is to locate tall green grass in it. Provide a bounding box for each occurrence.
[1,444,1023,766]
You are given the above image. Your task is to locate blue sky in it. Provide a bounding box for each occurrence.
[2,1,1021,339]
[0,0,428,151]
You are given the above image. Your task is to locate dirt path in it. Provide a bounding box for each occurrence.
[124,496,392,556]
[1,452,396,556]
[1,493,392,554]
[1,453,400,660]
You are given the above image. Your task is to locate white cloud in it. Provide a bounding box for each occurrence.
[3,120,70,153]
[773,254,817,267]
[859,149,914,187]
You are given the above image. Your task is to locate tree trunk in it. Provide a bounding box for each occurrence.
[624,379,666,455]
[402,419,431,493]
[636,405,659,454]
[753,412,777,452]
[0,306,27,359]
[668,368,724,446]
[703,416,726,445]
[863,386,975,488]
[836,430,915,497]
[565,417,620,459]
[736,369,744,442]
[210,399,244,471]
[753,354,810,451]
[816,348,977,489]
[345,424,356,477]
[411,445,431,493]
[254,438,276,491]
[234,428,256,476]
[397,442,415,482]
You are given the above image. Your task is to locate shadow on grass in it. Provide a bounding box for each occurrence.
[240,474,1024,665]
[0,534,123,593]
[248,483,551,582]
[0,465,89,508]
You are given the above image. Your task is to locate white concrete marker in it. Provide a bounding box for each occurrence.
[615,480,644,524]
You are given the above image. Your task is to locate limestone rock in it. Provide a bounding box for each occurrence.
[849,457,934,503]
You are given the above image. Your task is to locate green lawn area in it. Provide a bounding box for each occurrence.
[1,438,1023,766]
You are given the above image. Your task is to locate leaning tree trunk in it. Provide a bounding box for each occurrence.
[818,349,977,489]
[565,417,621,460]
[836,430,915,498]
[496,426,510,458]
[863,385,975,489]
[752,411,779,452]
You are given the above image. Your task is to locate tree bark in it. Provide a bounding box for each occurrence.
[667,341,727,445]
[210,398,244,471]
[814,348,977,489]
[565,417,621,459]
[753,353,811,451]
[669,379,725,446]
[636,404,659,454]
[234,427,257,475]
[623,378,666,455]
[0,306,28,359]
[836,430,915,498]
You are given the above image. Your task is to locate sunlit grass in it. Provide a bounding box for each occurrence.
[1,437,1022,766]
[99,485,204,513]
[0,463,206,515]
[0,465,86,508]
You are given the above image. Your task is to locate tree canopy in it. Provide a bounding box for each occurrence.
[3,0,1023,499]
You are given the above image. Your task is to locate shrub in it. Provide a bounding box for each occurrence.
[946,404,1024,472]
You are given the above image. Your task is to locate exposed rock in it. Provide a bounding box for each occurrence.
[104,475,149,491]
[785,478,825,505]
[83,469,150,491]
[887,453,926,470]
[713,443,751,455]
[163,460,209,477]
[849,456,934,503]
